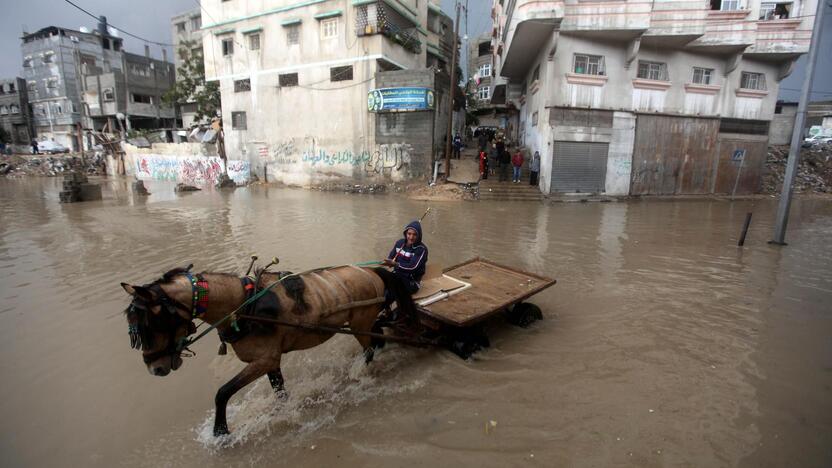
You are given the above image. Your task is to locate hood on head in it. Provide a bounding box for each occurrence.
[403,220,423,244]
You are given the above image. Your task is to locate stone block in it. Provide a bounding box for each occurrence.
[78,183,103,201]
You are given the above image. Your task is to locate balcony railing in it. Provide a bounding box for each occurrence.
[355,0,422,54]
[746,19,811,55]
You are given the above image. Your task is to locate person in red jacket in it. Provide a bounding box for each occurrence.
[479,151,488,180]
[511,149,524,183]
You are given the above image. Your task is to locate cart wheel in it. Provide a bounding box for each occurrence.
[445,326,489,359]
[506,302,543,328]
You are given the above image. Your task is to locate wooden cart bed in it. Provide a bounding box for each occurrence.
[416,258,556,328]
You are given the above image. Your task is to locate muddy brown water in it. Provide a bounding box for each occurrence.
[1,177,830,467]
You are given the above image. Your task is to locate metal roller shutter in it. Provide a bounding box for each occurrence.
[551,141,609,193]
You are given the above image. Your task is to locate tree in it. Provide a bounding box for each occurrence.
[163,40,221,125]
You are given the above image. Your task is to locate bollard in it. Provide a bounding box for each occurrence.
[738,212,753,246]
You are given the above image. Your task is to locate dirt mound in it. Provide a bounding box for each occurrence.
[763,144,832,193]
[1,153,106,178]
[407,182,473,201]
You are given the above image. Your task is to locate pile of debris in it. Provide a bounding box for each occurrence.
[0,153,106,178]
[314,183,388,194]
[763,144,832,193]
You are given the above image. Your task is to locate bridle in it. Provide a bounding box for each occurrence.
[127,271,207,364]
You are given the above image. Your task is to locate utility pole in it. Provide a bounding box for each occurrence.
[770,0,826,245]
[443,1,462,180]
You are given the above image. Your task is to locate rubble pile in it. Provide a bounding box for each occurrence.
[0,153,106,178]
[763,144,832,193]
[314,183,388,194]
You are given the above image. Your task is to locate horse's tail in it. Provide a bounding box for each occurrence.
[371,267,417,319]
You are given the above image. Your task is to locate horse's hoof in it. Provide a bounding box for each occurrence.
[213,425,230,437]
[275,389,289,401]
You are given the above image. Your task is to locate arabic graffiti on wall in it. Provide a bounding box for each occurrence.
[136,155,250,186]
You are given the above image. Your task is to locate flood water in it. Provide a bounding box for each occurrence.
[0,177,830,467]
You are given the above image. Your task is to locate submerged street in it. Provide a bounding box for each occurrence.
[1,177,831,467]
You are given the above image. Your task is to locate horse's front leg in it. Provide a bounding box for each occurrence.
[214,362,268,437]
[267,368,288,400]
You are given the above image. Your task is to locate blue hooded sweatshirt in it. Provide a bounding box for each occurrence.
[387,221,428,283]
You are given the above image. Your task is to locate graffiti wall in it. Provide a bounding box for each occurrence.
[255,137,416,185]
[135,155,250,186]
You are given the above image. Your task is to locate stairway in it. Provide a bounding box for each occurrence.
[478,173,543,202]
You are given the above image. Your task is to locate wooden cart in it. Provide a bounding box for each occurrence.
[382,257,557,357]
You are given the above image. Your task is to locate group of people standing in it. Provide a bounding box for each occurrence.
[476,132,539,185]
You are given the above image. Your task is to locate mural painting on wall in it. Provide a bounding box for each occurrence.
[265,137,413,177]
[136,155,251,186]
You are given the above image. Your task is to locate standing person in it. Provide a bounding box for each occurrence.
[477,131,488,154]
[529,151,540,186]
[30,139,39,155]
[479,150,488,180]
[511,149,524,183]
[499,146,511,182]
[452,133,463,159]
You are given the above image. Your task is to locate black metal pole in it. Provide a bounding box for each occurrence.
[738,212,753,247]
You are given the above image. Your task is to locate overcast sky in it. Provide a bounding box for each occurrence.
[1,0,829,101]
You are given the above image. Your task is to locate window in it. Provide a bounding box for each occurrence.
[740,71,766,90]
[191,47,202,57]
[330,65,353,81]
[132,93,153,104]
[46,78,58,89]
[176,22,186,33]
[478,86,490,100]
[279,73,298,87]
[8,83,15,93]
[286,24,300,45]
[103,88,114,101]
[478,63,492,78]
[232,111,247,130]
[0,106,7,115]
[55,104,62,114]
[573,54,605,75]
[637,60,669,81]
[478,42,491,56]
[27,81,36,92]
[321,18,338,39]
[532,64,540,82]
[114,40,122,52]
[692,67,714,85]
[711,0,741,10]
[191,16,202,30]
[532,111,539,127]
[222,38,234,56]
[42,52,54,64]
[234,79,251,92]
[759,2,791,19]
[248,33,261,51]
[10,104,19,114]
[23,57,32,68]
[129,63,150,77]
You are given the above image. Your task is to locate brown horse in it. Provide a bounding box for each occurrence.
[121,264,416,437]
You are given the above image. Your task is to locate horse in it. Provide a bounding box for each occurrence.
[120,263,416,437]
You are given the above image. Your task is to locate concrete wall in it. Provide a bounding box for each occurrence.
[769,104,797,145]
[115,142,250,186]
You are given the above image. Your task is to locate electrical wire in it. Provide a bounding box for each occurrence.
[61,0,175,46]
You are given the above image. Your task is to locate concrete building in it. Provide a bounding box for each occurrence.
[770,100,832,144]
[491,0,818,195]
[201,0,455,185]
[467,33,504,130]
[21,18,176,151]
[0,78,34,147]
[172,8,207,128]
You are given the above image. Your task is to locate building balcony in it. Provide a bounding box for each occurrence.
[642,0,707,47]
[560,1,651,39]
[745,19,811,60]
[686,10,756,53]
[500,0,564,79]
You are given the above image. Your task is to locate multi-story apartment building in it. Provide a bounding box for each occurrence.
[21,18,175,151]
[0,78,34,147]
[172,8,207,128]
[201,0,455,186]
[468,33,503,129]
[491,0,818,195]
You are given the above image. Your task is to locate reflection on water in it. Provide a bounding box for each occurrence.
[1,177,831,467]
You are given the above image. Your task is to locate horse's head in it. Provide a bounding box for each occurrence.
[121,267,197,376]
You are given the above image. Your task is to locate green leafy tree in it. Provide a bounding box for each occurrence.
[163,40,221,125]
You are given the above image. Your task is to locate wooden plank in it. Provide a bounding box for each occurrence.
[418,259,556,328]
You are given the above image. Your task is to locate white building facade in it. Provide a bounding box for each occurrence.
[491,0,817,195]
[172,9,206,128]
[201,0,451,186]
